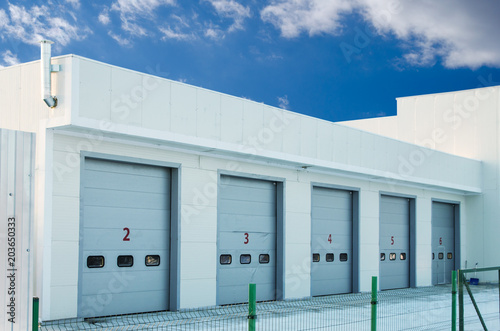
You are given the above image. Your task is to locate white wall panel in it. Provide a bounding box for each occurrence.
[180,279,216,308]
[397,97,415,143]
[317,121,334,161]
[20,63,48,132]
[181,168,217,208]
[110,68,143,126]
[378,116,398,138]
[52,150,80,197]
[79,60,111,121]
[180,242,216,280]
[50,241,79,286]
[281,113,301,155]
[285,243,311,299]
[286,212,311,244]
[142,79,171,131]
[51,196,79,242]
[50,286,78,320]
[414,95,436,146]
[332,124,349,164]
[220,95,243,144]
[262,105,284,152]
[170,82,197,136]
[300,116,317,159]
[196,89,221,140]
[242,102,264,145]
[0,66,21,130]
[181,207,217,243]
[286,181,310,213]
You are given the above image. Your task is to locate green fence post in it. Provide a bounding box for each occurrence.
[452,270,457,331]
[248,283,256,331]
[371,276,377,331]
[32,297,39,331]
[459,271,464,331]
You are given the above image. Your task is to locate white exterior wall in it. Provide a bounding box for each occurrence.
[343,86,500,274]
[0,129,35,331]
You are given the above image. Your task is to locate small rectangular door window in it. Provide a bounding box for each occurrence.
[87,256,105,268]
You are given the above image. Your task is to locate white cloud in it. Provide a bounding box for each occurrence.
[159,26,193,41]
[278,95,290,109]
[205,27,224,40]
[110,0,176,35]
[0,3,89,46]
[261,0,354,38]
[0,50,20,68]
[206,0,251,32]
[98,9,111,25]
[261,0,500,69]
[108,31,131,46]
[0,9,9,29]
[65,0,80,9]
[358,0,500,69]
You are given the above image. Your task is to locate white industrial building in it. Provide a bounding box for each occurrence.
[0,42,498,329]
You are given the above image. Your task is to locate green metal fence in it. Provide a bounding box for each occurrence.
[458,266,500,331]
[35,273,500,331]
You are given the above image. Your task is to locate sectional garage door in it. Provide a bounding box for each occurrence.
[311,187,353,296]
[78,157,171,317]
[217,175,277,305]
[432,202,456,285]
[379,195,410,290]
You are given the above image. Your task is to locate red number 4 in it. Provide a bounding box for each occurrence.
[328,234,332,244]
[123,227,130,241]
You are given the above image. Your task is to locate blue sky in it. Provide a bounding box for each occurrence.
[1,0,500,122]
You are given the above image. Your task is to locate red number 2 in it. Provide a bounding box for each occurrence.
[123,227,130,241]
[244,232,249,244]
[328,234,332,244]
[391,236,394,245]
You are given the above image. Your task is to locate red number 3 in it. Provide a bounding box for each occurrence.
[123,227,130,241]
[244,232,249,244]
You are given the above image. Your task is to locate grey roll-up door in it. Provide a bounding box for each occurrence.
[311,187,353,296]
[379,195,410,290]
[78,157,171,317]
[217,175,277,305]
[432,202,455,285]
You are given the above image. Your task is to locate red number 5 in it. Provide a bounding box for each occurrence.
[391,236,394,245]
[123,227,130,241]
[244,232,249,244]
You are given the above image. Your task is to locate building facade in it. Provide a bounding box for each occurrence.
[0,52,495,327]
